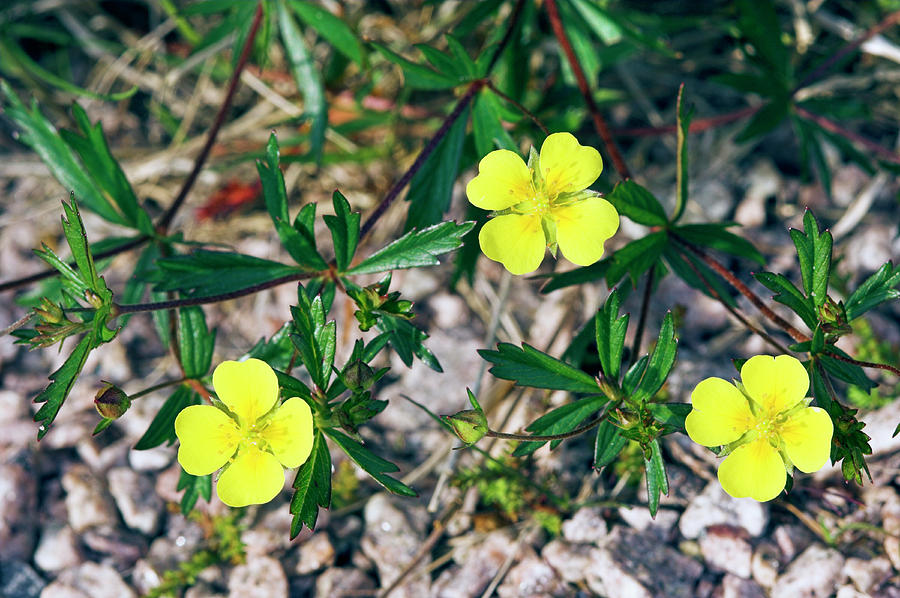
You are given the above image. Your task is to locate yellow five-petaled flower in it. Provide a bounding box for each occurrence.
[175,358,314,507]
[686,355,834,502]
[466,132,619,275]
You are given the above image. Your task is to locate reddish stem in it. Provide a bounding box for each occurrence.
[544,0,631,180]
[794,106,900,165]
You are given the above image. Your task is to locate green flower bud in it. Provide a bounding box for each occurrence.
[341,360,375,391]
[94,382,131,419]
[443,409,488,446]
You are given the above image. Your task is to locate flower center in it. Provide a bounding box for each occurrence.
[241,421,271,451]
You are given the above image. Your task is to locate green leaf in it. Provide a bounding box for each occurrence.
[472,87,517,156]
[736,0,789,79]
[673,223,765,266]
[622,355,648,396]
[663,244,738,308]
[325,429,417,496]
[1,81,126,226]
[595,288,629,382]
[177,307,216,378]
[479,343,600,394]
[152,251,300,296]
[323,191,360,271]
[246,323,295,371]
[371,42,458,90]
[606,180,668,226]
[291,287,336,389]
[736,99,789,143]
[134,386,201,450]
[790,210,832,308]
[673,84,693,223]
[445,35,478,78]
[177,469,212,515]
[348,221,475,275]
[845,262,900,321]
[511,395,607,456]
[290,430,332,536]
[61,105,152,234]
[606,232,667,287]
[275,218,329,270]
[594,419,628,470]
[539,258,612,294]
[754,271,817,329]
[289,0,364,66]
[33,335,92,440]
[404,106,470,230]
[416,44,469,80]
[257,133,290,223]
[631,312,677,405]
[648,403,691,430]
[644,437,668,517]
[820,349,876,392]
[376,315,442,372]
[278,0,327,164]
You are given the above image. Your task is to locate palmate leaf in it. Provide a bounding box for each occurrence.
[291,285,336,389]
[376,314,441,372]
[595,288,629,382]
[845,262,900,321]
[479,343,600,394]
[511,395,608,457]
[348,221,474,275]
[290,431,332,536]
[472,87,517,156]
[325,429,417,497]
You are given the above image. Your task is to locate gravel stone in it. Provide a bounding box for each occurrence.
[314,567,375,597]
[49,562,136,598]
[771,545,844,598]
[432,530,518,597]
[618,506,679,540]
[842,556,892,594]
[295,533,336,575]
[33,524,82,573]
[0,456,38,560]
[699,524,752,578]
[750,542,780,588]
[496,555,567,598]
[61,464,116,533]
[0,560,45,598]
[680,482,768,539]
[228,556,288,598]
[720,573,767,598]
[108,467,164,535]
[127,445,175,471]
[361,494,430,598]
[541,539,592,583]
[561,506,608,545]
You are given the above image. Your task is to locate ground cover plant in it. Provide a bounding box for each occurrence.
[1,0,900,596]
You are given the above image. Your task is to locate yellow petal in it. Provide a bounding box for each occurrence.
[717,439,786,502]
[466,149,534,211]
[741,355,809,416]
[212,358,279,426]
[175,405,241,476]
[780,406,833,473]
[539,132,603,195]
[216,445,285,507]
[685,377,754,447]
[553,198,619,266]
[478,214,546,275]
[262,397,314,468]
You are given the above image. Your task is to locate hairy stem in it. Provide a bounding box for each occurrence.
[794,106,900,165]
[487,401,616,442]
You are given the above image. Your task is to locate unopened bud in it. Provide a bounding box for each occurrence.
[35,298,64,324]
[341,360,375,391]
[94,382,130,419]
[443,409,488,446]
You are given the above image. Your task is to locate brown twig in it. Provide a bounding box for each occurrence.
[671,234,810,343]
[794,105,900,165]
[544,0,631,180]
[486,80,549,135]
[486,400,618,442]
[629,263,656,364]
[612,106,760,137]
[827,352,900,377]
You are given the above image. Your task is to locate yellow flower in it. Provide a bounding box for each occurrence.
[175,358,314,507]
[685,355,833,502]
[465,132,619,275]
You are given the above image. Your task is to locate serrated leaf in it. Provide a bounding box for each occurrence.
[275,218,328,270]
[348,221,475,275]
[289,0,364,66]
[278,0,327,164]
[472,87,517,156]
[511,395,607,456]
[479,343,600,394]
[323,191,360,271]
[416,44,469,79]
[404,106,470,231]
[257,133,290,223]
[134,386,201,450]
[645,437,668,517]
[376,314,442,371]
[246,322,295,371]
[674,223,765,266]
[325,429,417,496]
[539,257,612,294]
[845,262,900,321]
[371,42,458,90]
[631,312,677,405]
[33,335,92,440]
[594,419,628,470]
[606,232,667,287]
[753,271,817,329]
[790,210,832,308]
[820,349,876,392]
[152,251,300,296]
[622,355,648,396]
[291,289,336,389]
[177,307,216,378]
[606,180,668,226]
[177,468,212,515]
[290,430,331,536]
[595,288,629,382]
[648,403,691,430]
[1,81,127,226]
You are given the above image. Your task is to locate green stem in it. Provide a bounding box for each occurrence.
[486,403,615,442]
[629,263,656,366]
[129,377,189,401]
[486,80,549,135]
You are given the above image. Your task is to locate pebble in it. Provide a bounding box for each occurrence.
[0,560,45,598]
[771,544,844,598]
[241,506,296,557]
[314,567,375,596]
[679,482,768,539]
[108,467,164,535]
[0,457,38,560]
[842,556,892,594]
[496,555,567,598]
[773,524,814,563]
[33,524,82,573]
[750,542,780,588]
[586,527,703,598]
[80,528,147,569]
[227,556,287,598]
[618,506,679,540]
[432,530,518,597]
[295,533,336,575]
[47,562,136,598]
[61,465,116,533]
[541,539,592,583]
[699,524,752,578]
[720,573,767,598]
[561,506,608,545]
[361,494,430,598]
[127,445,175,472]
